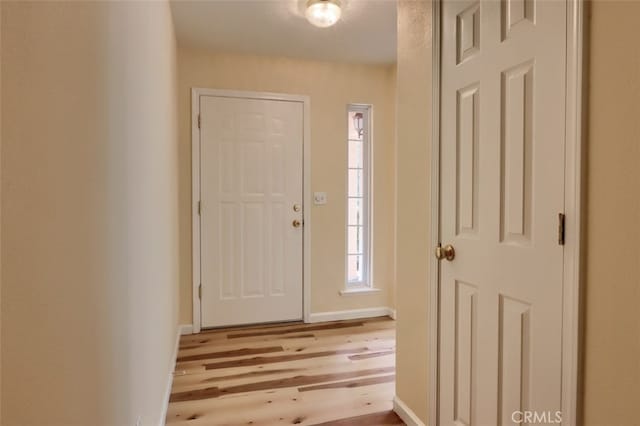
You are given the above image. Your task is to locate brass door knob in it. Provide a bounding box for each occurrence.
[435,244,455,261]
[292,219,302,228]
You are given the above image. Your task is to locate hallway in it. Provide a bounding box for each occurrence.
[2,1,639,425]
[166,318,402,425]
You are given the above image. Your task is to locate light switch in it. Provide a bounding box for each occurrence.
[313,192,327,205]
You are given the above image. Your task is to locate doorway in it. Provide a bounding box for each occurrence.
[192,89,311,330]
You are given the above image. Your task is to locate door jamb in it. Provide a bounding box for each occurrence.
[428,1,442,426]
[428,1,585,424]
[191,88,312,333]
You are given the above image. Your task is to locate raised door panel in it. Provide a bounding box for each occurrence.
[498,296,531,426]
[454,281,478,426]
[500,62,534,245]
[456,84,480,237]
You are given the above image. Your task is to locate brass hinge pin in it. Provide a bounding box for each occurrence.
[558,213,566,246]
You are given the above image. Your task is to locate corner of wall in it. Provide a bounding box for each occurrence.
[394,0,432,423]
[393,396,426,426]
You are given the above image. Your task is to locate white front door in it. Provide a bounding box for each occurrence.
[200,95,304,328]
[439,1,567,425]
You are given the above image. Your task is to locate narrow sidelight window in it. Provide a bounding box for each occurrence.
[346,105,372,287]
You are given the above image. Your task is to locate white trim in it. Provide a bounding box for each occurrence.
[428,1,584,425]
[179,324,193,336]
[191,89,201,334]
[339,287,382,296]
[303,96,312,323]
[191,88,312,331]
[345,104,373,289]
[428,2,442,426]
[393,396,426,426]
[561,2,585,425]
[158,326,181,426]
[307,307,394,323]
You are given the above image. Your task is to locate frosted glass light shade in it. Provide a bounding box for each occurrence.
[305,0,342,28]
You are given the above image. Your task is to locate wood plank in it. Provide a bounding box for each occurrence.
[178,321,394,351]
[172,339,394,380]
[166,385,394,425]
[177,328,393,359]
[176,346,284,362]
[299,374,396,392]
[178,317,393,346]
[199,368,303,384]
[282,333,316,339]
[169,387,221,403]
[170,367,395,402]
[176,335,320,362]
[214,368,395,394]
[171,351,395,394]
[311,410,405,426]
[348,350,395,361]
[226,322,365,339]
[203,347,369,370]
[179,318,368,343]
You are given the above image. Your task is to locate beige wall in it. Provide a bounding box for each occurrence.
[1,2,179,425]
[582,2,640,424]
[394,0,432,423]
[177,49,396,323]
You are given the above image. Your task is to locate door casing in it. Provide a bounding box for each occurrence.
[191,88,312,333]
[427,1,586,425]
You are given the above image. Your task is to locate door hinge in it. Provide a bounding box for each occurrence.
[197,201,201,215]
[558,213,566,246]
[198,284,202,299]
[197,114,201,129]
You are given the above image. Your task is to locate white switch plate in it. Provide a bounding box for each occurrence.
[313,192,327,205]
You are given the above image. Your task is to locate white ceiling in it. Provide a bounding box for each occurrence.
[170,0,397,64]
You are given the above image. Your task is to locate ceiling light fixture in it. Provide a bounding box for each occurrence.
[305,0,342,28]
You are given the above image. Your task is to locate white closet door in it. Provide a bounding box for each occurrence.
[439,1,567,424]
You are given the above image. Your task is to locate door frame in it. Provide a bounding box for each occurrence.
[191,88,312,333]
[428,1,586,425]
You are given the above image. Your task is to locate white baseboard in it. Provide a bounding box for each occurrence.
[307,307,395,323]
[179,324,194,335]
[159,326,181,426]
[388,308,397,320]
[393,396,426,426]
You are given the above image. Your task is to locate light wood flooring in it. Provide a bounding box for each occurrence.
[166,317,403,426]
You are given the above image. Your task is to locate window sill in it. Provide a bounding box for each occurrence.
[339,287,382,296]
